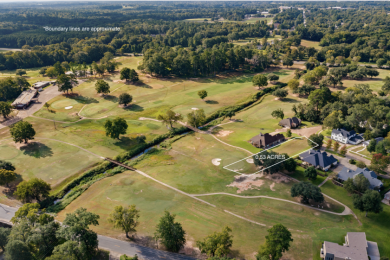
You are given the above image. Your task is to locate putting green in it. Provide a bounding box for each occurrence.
[51,99,79,109]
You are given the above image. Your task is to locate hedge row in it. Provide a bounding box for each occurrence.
[41,83,286,210]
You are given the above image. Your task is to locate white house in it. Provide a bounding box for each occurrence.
[331,128,364,145]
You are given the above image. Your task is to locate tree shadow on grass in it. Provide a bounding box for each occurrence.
[70,95,99,104]
[282,98,301,103]
[133,81,152,89]
[124,104,144,112]
[113,136,146,150]
[19,142,53,158]
[103,94,118,103]
[206,100,219,104]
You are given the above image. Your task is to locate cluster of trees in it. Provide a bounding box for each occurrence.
[138,43,274,78]
[0,76,30,102]
[0,205,101,260]
[252,150,297,174]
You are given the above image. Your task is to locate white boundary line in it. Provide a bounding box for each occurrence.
[223,136,318,175]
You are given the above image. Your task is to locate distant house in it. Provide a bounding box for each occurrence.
[338,167,383,190]
[320,232,380,260]
[362,137,384,147]
[249,132,285,148]
[299,150,337,171]
[331,128,364,145]
[383,191,390,205]
[11,89,37,109]
[279,117,301,129]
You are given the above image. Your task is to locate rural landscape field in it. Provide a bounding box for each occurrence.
[1,1,390,260]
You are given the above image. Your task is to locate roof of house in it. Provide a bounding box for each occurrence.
[338,167,383,189]
[323,232,370,260]
[349,135,364,143]
[250,132,284,147]
[279,117,301,128]
[11,89,37,106]
[385,191,390,200]
[299,149,337,168]
[362,137,384,146]
[332,128,356,138]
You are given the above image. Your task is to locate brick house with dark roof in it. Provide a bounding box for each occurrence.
[279,117,301,129]
[249,132,285,148]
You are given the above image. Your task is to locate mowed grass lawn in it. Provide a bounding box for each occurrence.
[341,68,390,93]
[300,40,322,50]
[211,92,311,153]
[131,133,344,212]
[57,170,357,260]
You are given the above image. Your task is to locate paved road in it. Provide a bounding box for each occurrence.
[0,203,196,260]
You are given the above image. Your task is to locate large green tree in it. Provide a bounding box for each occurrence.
[354,175,370,193]
[353,190,383,217]
[304,166,317,180]
[14,178,51,203]
[197,226,233,258]
[0,169,17,187]
[108,205,140,239]
[57,74,77,94]
[95,80,110,95]
[4,240,32,260]
[10,121,35,144]
[0,227,10,251]
[272,89,288,100]
[271,108,284,120]
[56,208,100,259]
[307,133,324,149]
[104,117,128,139]
[155,211,186,253]
[0,160,15,171]
[0,101,12,118]
[158,110,183,129]
[198,90,208,100]
[256,224,293,260]
[120,67,131,82]
[291,182,324,204]
[187,109,206,128]
[252,74,268,89]
[118,93,133,107]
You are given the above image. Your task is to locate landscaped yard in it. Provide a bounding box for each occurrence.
[341,68,390,93]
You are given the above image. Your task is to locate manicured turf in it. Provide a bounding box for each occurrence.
[300,40,321,50]
[57,170,355,260]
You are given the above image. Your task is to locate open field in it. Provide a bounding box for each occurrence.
[244,17,272,24]
[57,170,357,260]
[341,68,390,93]
[233,35,281,46]
[300,40,321,50]
[183,18,212,22]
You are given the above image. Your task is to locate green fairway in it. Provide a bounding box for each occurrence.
[57,170,356,260]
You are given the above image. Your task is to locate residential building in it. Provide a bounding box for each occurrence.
[279,117,301,129]
[362,137,384,147]
[383,191,390,205]
[249,132,285,148]
[320,232,380,260]
[11,89,37,109]
[299,149,337,171]
[338,167,383,190]
[331,128,364,145]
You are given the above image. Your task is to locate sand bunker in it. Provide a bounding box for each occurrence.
[227,173,264,193]
[270,182,276,191]
[65,106,73,110]
[192,108,199,110]
[212,158,221,166]
[216,130,233,137]
[246,158,254,164]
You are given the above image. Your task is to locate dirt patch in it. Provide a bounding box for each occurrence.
[113,79,126,83]
[150,84,165,89]
[274,97,280,101]
[227,174,264,193]
[270,182,276,191]
[216,130,233,137]
[265,173,291,183]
